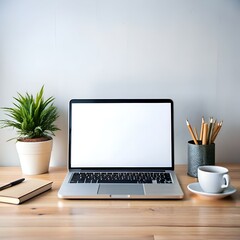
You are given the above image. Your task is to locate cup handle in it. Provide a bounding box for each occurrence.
[222,174,230,189]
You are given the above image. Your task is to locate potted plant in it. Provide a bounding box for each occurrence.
[0,86,60,175]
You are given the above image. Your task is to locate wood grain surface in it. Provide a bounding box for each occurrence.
[0,164,239,240]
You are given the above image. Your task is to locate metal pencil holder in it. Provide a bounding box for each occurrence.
[187,140,215,178]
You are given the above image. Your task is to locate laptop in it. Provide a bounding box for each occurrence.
[58,99,184,199]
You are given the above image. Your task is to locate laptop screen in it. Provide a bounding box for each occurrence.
[69,99,174,169]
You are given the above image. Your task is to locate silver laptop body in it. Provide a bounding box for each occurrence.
[58,99,184,199]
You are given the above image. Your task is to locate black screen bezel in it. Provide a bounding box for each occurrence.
[68,99,174,171]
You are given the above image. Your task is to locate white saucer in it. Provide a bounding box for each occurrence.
[187,182,236,200]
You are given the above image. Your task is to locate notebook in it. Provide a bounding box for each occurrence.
[58,99,184,199]
[0,179,52,204]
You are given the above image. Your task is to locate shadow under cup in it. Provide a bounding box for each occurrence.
[187,140,215,177]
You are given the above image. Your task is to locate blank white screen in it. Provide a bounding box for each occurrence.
[71,102,172,168]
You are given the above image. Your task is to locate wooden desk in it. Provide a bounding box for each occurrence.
[0,164,239,240]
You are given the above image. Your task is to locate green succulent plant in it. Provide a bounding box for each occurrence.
[0,86,60,141]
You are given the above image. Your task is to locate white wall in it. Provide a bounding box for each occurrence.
[0,0,240,166]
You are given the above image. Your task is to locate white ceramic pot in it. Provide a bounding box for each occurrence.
[16,139,53,175]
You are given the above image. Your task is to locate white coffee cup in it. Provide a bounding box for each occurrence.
[198,166,230,193]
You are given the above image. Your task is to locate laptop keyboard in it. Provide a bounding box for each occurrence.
[70,172,173,184]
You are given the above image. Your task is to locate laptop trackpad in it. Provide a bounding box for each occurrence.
[98,184,144,195]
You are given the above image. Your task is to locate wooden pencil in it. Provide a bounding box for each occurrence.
[202,123,208,145]
[199,117,204,141]
[211,121,223,143]
[186,120,198,145]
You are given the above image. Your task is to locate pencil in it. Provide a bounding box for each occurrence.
[212,120,218,137]
[211,121,223,143]
[199,117,204,141]
[202,123,208,145]
[209,119,216,144]
[186,120,198,145]
[207,117,214,144]
[194,127,199,141]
